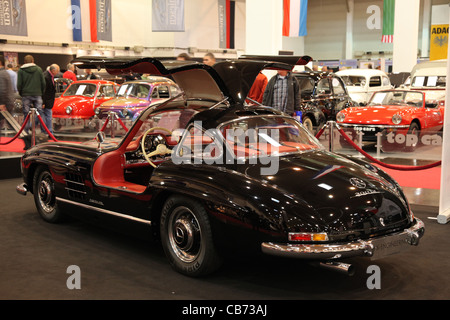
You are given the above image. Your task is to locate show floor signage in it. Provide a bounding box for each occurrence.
[0,0,28,36]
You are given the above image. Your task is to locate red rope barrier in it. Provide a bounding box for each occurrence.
[337,127,441,171]
[0,113,30,145]
[117,117,129,131]
[37,115,58,142]
[315,124,327,139]
[99,118,109,132]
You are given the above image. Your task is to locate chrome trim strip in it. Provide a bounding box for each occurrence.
[64,187,87,194]
[338,123,410,129]
[64,179,85,186]
[55,197,152,225]
[261,218,424,259]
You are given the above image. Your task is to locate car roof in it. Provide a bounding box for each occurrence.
[71,79,116,85]
[72,56,312,106]
[123,76,176,85]
[336,69,388,77]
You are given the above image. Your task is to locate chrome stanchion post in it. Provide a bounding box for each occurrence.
[109,111,115,139]
[329,121,335,152]
[30,107,36,147]
[376,132,382,159]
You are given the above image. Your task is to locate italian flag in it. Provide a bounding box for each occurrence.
[382,0,395,43]
[282,0,308,37]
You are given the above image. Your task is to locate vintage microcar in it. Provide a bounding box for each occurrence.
[16,56,424,277]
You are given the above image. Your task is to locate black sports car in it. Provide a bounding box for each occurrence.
[16,56,424,277]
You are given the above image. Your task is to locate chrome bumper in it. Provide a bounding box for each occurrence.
[16,183,28,196]
[261,218,425,260]
[338,123,410,129]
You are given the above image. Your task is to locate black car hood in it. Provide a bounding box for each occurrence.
[243,151,411,238]
[71,56,312,106]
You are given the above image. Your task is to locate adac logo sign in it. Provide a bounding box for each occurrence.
[430,24,449,61]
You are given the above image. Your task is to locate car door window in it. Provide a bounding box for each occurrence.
[382,76,390,87]
[170,85,182,97]
[369,76,382,87]
[158,86,170,98]
[99,85,115,98]
[316,78,331,95]
[331,77,345,95]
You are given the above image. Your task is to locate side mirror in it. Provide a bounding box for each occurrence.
[95,131,106,149]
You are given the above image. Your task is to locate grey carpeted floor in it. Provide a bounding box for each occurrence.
[0,177,449,301]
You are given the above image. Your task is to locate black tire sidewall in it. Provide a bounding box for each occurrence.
[33,167,61,223]
[160,195,221,277]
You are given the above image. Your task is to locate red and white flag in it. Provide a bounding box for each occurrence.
[282,0,308,37]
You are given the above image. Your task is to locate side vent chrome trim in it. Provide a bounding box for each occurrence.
[55,197,152,225]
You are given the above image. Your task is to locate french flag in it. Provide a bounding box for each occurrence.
[282,0,308,37]
[70,0,99,42]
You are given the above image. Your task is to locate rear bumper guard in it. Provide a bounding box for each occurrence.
[16,183,28,196]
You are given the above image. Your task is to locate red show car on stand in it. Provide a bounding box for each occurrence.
[52,80,117,131]
[336,89,445,151]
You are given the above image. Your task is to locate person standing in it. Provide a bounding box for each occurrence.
[6,64,17,94]
[0,55,14,125]
[177,53,191,61]
[42,64,60,135]
[202,53,216,66]
[63,63,77,82]
[247,72,268,104]
[262,70,301,115]
[85,69,97,79]
[17,55,46,133]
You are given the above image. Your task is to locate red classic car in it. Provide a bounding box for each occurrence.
[52,80,117,130]
[336,89,445,151]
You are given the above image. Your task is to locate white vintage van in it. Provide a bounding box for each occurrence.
[336,69,392,105]
[409,59,447,100]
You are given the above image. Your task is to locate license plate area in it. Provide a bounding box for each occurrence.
[370,232,411,260]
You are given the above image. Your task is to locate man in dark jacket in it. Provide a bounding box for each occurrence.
[0,55,14,130]
[0,55,14,112]
[262,70,301,115]
[42,64,60,135]
[17,55,46,133]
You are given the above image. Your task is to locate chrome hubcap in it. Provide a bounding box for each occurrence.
[38,175,55,214]
[168,207,201,263]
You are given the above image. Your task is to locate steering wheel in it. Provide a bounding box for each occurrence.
[141,127,173,168]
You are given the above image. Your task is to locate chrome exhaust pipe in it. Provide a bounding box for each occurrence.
[312,261,355,276]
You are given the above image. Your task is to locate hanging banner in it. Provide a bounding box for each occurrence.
[382,0,395,43]
[430,24,449,61]
[152,0,185,32]
[70,0,83,41]
[68,0,111,42]
[218,0,234,49]
[282,0,308,37]
[96,0,112,41]
[0,0,28,36]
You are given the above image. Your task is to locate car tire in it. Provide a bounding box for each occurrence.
[302,116,314,134]
[33,167,63,223]
[160,195,223,277]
